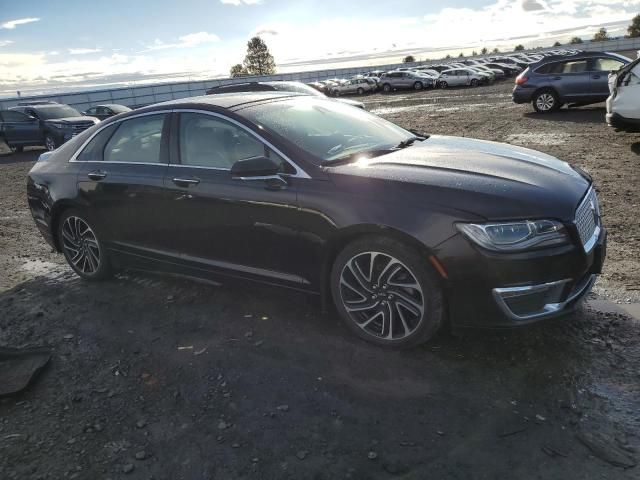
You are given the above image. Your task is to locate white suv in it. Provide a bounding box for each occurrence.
[438,68,485,88]
[606,57,640,131]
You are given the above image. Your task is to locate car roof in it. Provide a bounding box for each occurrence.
[137,92,304,113]
[95,103,128,108]
[531,51,630,66]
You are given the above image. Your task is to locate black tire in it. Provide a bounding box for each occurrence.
[9,145,24,153]
[44,134,58,151]
[357,87,364,95]
[439,81,448,89]
[382,83,392,93]
[470,79,479,87]
[413,81,423,91]
[532,89,560,113]
[57,209,112,280]
[330,235,444,348]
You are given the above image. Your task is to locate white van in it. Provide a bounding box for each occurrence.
[606,57,640,130]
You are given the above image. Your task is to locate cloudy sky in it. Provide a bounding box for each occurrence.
[0,0,638,96]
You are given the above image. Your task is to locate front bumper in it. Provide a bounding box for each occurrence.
[437,226,606,328]
[606,112,640,131]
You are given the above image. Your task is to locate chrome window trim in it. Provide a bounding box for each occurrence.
[169,109,311,179]
[69,110,173,164]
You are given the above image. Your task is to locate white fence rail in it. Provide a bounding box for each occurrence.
[1,36,639,111]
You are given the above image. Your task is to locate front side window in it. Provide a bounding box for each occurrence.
[592,58,624,72]
[84,107,97,115]
[104,114,166,164]
[178,112,289,171]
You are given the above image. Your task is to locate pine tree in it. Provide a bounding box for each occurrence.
[593,27,610,42]
[628,14,640,38]
[230,64,247,77]
[243,37,276,76]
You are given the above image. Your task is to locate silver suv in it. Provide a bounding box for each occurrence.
[438,69,485,88]
[379,71,435,92]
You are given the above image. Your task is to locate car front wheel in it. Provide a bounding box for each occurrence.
[439,81,448,89]
[9,145,24,153]
[57,210,111,280]
[533,90,559,113]
[357,87,364,95]
[470,79,479,87]
[382,83,392,93]
[413,81,423,90]
[331,236,443,348]
[45,135,58,151]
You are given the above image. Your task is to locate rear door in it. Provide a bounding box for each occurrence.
[0,110,41,145]
[548,59,591,101]
[589,57,627,99]
[76,112,171,254]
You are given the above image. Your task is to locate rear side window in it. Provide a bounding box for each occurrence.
[104,114,166,164]
[76,124,118,162]
[1,111,33,122]
[592,58,625,72]
[561,60,588,74]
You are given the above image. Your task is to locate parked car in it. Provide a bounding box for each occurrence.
[27,93,605,348]
[606,57,640,130]
[513,51,631,113]
[379,71,436,92]
[1,103,99,152]
[438,69,485,88]
[330,78,375,96]
[82,104,131,121]
[206,81,365,109]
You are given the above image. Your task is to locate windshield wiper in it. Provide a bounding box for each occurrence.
[395,135,428,149]
[323,148,398,166]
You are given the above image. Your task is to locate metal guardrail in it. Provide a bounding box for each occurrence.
[1,36,639,112]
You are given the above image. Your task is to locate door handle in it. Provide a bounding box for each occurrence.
[87,171,107,181]
[552,76,562,81]
[592,75,601,79]
[172,177,200,187]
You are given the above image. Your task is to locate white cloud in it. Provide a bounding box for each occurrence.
[68,48,102,55]
[1,18,40,29]
[144,31,220,51]
[0,40,13,47]
[522,0,547,11]
[220,0,263,5]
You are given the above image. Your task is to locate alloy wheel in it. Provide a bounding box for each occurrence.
[61,216,101,274]
[45,136,57,151]
[536,93,555,111]
[339,251,425,341]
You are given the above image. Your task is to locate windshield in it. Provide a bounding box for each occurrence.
[241,97,415,163]
[109,105,131,113]
[37,105,81,120]
[271,82,323,97]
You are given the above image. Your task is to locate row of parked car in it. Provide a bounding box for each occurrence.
[0,101,131,152]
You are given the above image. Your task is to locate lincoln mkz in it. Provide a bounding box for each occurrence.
[27,93,606,347]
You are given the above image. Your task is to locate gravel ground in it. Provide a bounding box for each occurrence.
[1,82,639,479]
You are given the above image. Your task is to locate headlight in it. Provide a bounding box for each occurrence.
[48,122,65,129]
[457,220,570,252]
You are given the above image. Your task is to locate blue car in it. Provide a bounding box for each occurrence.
[512,51,630,113]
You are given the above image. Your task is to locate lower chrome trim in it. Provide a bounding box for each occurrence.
[493,274,596,322]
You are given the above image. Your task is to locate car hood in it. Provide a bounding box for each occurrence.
[327,135,590,221]
[335,98,365,109]
[44,116,99,124]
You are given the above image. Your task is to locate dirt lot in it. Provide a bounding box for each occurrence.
[1,82,639,479]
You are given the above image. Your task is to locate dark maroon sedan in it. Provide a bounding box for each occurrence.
[26,93,605,347]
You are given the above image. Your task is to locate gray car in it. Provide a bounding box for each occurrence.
[379,71,435,92]
[512,51,630,113]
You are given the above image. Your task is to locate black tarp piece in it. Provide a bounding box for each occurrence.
[0,347,50,397]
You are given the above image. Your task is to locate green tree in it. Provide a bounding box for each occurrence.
[242,36,276,75]
[481,47,488,55]
[458,52,465,57]
[472,50,478,56]
[570,36,583,44]
[514,44,525,51]
[593,27,610,42]
[445,54,452,59]
[229,63,247,77]
[553,41,562,47]
[628,14,640,38]
[403,55,415,63]
[492,47,500,53]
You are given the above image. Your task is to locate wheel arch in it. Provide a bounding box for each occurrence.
[49,200,86,252]
[532,86,560,100]
[319,224,444,311]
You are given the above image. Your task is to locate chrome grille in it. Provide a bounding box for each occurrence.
[71,122,94,134]
[575,187,600,252]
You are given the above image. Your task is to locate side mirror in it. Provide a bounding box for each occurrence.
[230,156,280,178]
[28,115,38,122]
[81,111,86,115]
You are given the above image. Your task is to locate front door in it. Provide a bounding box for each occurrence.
[160,111,306,288]
[0,110,41,146]
[550,59,591,102]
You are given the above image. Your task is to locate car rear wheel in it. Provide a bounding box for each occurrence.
[330,236,443,348]
[439,81,448,89]
[382,83,392,93]
[9,145,24,153]
[533,90,559,113]
[45,135,58,151]
[357,87,364,95]
[413,81,423,91]
[57,209,111,280]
